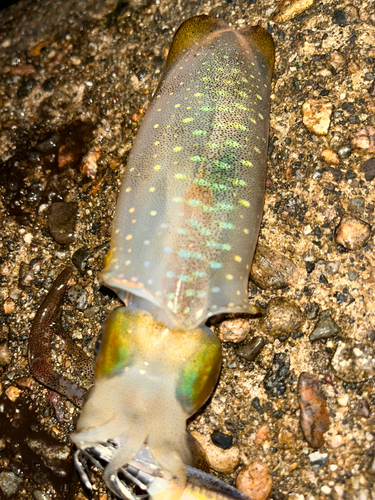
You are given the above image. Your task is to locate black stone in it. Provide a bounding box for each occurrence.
[211,430,233,450]
[251,397,264,415]
[305,261,315,274]
[67,284,88,310]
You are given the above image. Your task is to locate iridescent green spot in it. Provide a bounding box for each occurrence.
[185,290,195,297]
[256,94,262,100]
[225,139,241,148]
[200,105,215,112]
[206,142,222,150]
[223,55,228,59]
[177,228,188,235]
[218,221,234,230]
[192,270,207,278]
[196,291,207,298]
[166,271,175,278]
[193,130,207,136]
[175,173,187,179]
[230,178,246,187]
[215,202,235,211]
[167,293,175,300]
[183,117,194,123]
[194,92,203,97]
[190,155,206,162]
[213,160,231,170]
[179,250,204,260]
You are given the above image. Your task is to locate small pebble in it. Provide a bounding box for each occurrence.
[254,424,270,447]
[327,434,343,449]
[348,197,365,213]
[335,214,371,250]
[211,430,233,450]
[67,284,88,310]
[250,244,299,290]
[48,202,78,245]
[272,0,313,23]
[337,145,351,159]
[278,427,295,450]
[351,126,375,154]
[80,146,101,178]
[217,318,250,343]
[332,341,375,382]
[236,461,272,500]
[0,344,12,367]
[298,372,329,448]
[309,451,328,465]
[72,246,91,274]
[5,386,22,402]
[321,485,331,495]
[236,336,265,362]
[15,377,35,391]
[354,399,371,418]
[361,158,375,181]
[337,394,349,407]
[263,353,290,397]
[33,491,52,500]
[305,302,319,320]
[328,51,345,73]
[191,431,240,474]
[259,298,303,337]
[302,99,332,136]
[3,298,15,314]
[321,148,339,165]
[0,471,23,498]
[310,310,340,341]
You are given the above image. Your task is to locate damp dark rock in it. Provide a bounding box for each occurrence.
[310,309,340,341]
[250,244,299,290]
[67,285,88,311]
[235,336,265,362]
[259,298,304,337]
[48,202,78,245]
[211,431,233,450]
[19,259,41,288]
[362,158,375,181]
[0,471,23,497]
[72,246,91,274]
[263,353,290,397]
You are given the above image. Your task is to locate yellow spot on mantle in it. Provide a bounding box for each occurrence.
[174,146,182,152]
[126,235,132,240]
[154,165,161,171]
[149,187,155,192]
[226,274,233,280]
[150,211,157,216]
[234,255,242,262]
[154,124,159,128]
[129,208,135,213]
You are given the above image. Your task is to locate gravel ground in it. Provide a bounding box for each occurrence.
[0,0,374,499]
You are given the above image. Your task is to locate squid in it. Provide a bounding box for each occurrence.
[29,14,274,500]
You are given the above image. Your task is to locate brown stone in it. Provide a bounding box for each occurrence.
[335,214,371,250]
[298,372,329,448]
[259,298,304,337]
[302,100,332,135]
[272,0,314,23]
[254,424,270,447]
[250,244,299,290]
[351,126,375,154]
[216,318,250,343]
[320,148,340,165]
[236,462,272,500]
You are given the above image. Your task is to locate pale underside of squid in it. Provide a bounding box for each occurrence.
[72,14,275,500]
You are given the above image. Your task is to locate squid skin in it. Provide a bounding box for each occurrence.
[73,14,274,500]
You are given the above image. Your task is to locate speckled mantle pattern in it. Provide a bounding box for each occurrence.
[0,1,374,500]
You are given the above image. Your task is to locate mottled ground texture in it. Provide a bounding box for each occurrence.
[0,0,374,499]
